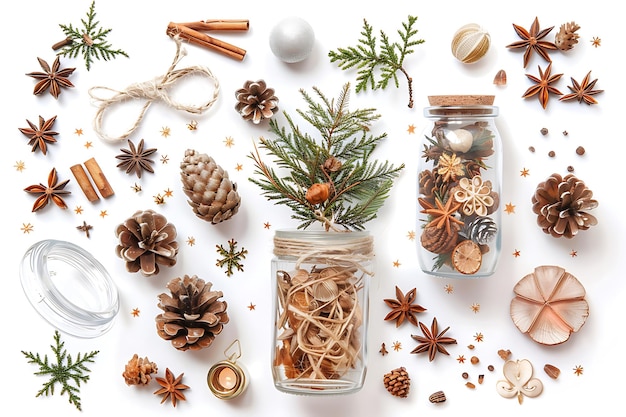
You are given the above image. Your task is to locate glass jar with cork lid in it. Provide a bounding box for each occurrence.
[417,95,502,278]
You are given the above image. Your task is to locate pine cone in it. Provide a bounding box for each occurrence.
[156,275,229,351]
[532,173,598,238]
[461,215,498,245]
[180,149,241,224]
[122,354,158,386]
[421,222,460,254]
[383,367,410,398]
[235,79,279,124]
[115,209,179,276]
[555,22,580,51]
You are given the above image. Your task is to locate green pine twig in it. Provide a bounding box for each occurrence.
[328,15,424,108]
[22,330,99,411]
[54,1,129,71]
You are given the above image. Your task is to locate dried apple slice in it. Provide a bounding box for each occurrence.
[510,265,589,345]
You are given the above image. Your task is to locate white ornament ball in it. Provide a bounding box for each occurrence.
[269,17,315,63]
[451,23,490,64]
[447,128,474,153]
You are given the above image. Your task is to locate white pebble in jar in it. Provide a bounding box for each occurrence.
[269,17,315,63]
[447,128,474,153]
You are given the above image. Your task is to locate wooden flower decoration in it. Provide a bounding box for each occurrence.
[510,265,589,345]
[496,359,543,404]
[452,175,495,216]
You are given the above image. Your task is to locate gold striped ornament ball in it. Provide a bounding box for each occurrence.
[451,23,490,64]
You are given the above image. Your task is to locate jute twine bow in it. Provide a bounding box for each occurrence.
[89,35,220,143]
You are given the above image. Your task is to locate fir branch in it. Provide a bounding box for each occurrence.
[249,83,404,231]
[22,330,99,411]
[55,1,129,71]
[328,15,424,108]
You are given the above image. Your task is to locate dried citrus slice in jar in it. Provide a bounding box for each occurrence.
[451,240,482,274]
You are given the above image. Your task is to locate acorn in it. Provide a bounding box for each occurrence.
[305,182,331,205]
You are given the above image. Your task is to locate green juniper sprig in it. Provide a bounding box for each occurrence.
[249,83,404,231]
[53,1,129,71]
[328,15,424,108]
[22,330,100,411]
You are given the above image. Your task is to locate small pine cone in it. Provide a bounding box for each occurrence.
[235,79,279,124]
[383,367,410,398]
[532,173,598,238]
[419,169,436,202]
[461,215,498,245]
[555,22,580,51]
[180,149,241,224]
[122,354,158,386]
[115,209,179,276]
[156,275,229,351]
[421,222,460,254]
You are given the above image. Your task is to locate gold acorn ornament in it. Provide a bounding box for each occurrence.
[451,23,490,63]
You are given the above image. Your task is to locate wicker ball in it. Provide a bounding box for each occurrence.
[451,23,490,64]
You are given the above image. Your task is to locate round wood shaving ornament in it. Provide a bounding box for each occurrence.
[451,23,490,64]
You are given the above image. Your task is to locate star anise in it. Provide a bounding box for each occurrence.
[522,63,563,109]
[153,368,189,407]
[384,286,427,327]
[559,71,604,105]
[18,115,59,155]
[116,138,157,178]
[418,196,464,236]
[26,56,75,99]
[506,17,557,68]
[24,168,71,212]
[410,317,457,362]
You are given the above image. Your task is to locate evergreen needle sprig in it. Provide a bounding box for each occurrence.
[249,83,404,231]
[22,330,100,411]
[54,1,129,71]
[329,15,424,108]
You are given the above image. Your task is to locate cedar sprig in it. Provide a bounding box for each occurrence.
[328,15,424,108]
[55,1,129,71]
[249,83,404,231]
[21,330,99,411]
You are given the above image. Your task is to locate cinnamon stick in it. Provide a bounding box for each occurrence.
[178,19,249,32]
[84,157,115,198]
[70,164,99,202]
[166,22,246,61]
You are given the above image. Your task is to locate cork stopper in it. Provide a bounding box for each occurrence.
[428,95,495,106]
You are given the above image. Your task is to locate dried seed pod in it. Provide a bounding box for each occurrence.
[544,364,561,379]
[305,182,331,205]
[470,356,480,365]
[493,69,507,86]
[451,23,491,63]
[498,349,511,360]
[465,381,476,389]
[488,364,495,372]
[429,390,447,403]
[462,372,469,379]
[478,374,485,384]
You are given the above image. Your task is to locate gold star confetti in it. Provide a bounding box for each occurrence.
[21,223,34,234]
[235,163,243,171]
[513,249,521,257]
[444,284,454,294]
[187,120,198,130]
[187,236,196,246]
[224,136,235,147]
[74,206,84,214]
[84,141,93,149]
[163,188,174,198]
[471,303,480,313]
[520,167,529,177]
[264,222,271,229]
[131,183,142,193]
[457,355,466,363]
[77,221,93,238]
[154,194,165,205]
[392,259,401,268]
[75,128,83,136]
[505,203,516,214]
[161,126,171,137]
[160,155,169,164]
[407,230,415,240]
[392,341,402,352]
[99,210,108,218]
[590,37,601,48]
[573,365,584,376]
[407,124,416,134]
[15,161,26,172]
[474,332,484,342]
[131,308,140,317]
[380,343,388,356]
[247,303,256,311]
[570,250,578,257]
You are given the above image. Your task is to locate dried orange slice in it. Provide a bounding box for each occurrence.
[451,240,482,274]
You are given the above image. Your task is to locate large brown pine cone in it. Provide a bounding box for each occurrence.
[235,79,279,124]
[532,173,598,238]
[180,149,241,224]
[122,354,158,386]
[115,209,179,276]
[156,275,229,351]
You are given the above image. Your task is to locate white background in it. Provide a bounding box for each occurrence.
[3,1,623,416]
